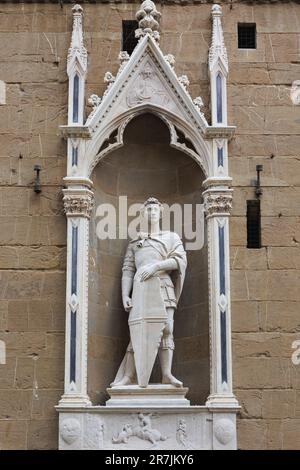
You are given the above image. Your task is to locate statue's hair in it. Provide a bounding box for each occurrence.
[140,197,164,217]
[143,197,162,207]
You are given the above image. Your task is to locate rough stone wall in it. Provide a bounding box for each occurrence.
[0,1,299,449]
[225,2,300,450]
[0,3,68,450]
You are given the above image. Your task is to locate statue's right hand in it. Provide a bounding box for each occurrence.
[123,296,132,312]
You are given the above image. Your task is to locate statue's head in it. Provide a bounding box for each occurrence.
[140,196,163,224]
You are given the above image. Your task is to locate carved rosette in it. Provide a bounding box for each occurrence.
[63,189,94,219]
[203,191,233,217]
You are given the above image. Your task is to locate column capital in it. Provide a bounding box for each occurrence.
[63,187,94,219]
[203,188,233,218]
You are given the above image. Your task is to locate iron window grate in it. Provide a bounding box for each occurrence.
[247,200,261,249]
[122,20,139,55]
[238,23,256,49]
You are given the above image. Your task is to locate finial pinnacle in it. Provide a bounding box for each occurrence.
[135,0,161,42]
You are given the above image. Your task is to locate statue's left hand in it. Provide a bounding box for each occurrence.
[140,263,159,281]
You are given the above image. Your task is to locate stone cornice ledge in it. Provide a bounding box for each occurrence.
[60,125,92,139]
[204,125,236,140]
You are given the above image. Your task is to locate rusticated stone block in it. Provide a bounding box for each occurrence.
[228,134,277,158]
[235,389,262,419]
[31,389,62,419]
[14,357,35,390]
[40,272,66,299]
[266,270,300,301]
[7,300,29,331]
[229,216,247,246]
[0,357,16,389]
[260,301,300,333]
[229,63,271,86]
[28,419,58,450]
[232,332,281,358]
[233,357,293,390]
[281,419,300,450]
[27,300,55,332]
[230,156,300,188]
[231,247,268,270]
[237,419,267,450]
[35,357,64,389]
[0,271,42,300]
[45,333,65,359]
[267,247,300,270]
[231,300,262,333]
[0,419,28,450]
[0,331,46,358]
[0,300,7,330]
[0,390,31,420]
[262,217,300,247]
[262,390,296,419]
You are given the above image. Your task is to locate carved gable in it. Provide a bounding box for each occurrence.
[85,34,208,136]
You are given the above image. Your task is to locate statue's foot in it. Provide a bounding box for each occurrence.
[162,374,183,388]
[111,375,133,387]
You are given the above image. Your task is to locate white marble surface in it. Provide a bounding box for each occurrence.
[58,406,237,450]
[106,384,190,407]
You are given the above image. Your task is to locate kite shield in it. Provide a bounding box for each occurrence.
[129,275,167,387]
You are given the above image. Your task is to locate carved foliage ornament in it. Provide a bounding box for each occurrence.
[204,192,232,216]
[135,0,161,42]
[63,191,94,219]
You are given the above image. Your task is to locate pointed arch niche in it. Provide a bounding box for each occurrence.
[57,3,240,451]
[88,112,209,406]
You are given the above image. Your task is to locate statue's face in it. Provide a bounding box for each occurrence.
[143,203,161,224]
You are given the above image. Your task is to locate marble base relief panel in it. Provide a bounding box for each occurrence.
[58,408,237,450]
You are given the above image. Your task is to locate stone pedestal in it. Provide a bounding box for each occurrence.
[106,384,190,407]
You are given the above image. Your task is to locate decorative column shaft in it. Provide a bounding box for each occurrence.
[59,182,94,407]
[203,180,238,408]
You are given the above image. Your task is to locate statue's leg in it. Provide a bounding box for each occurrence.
[159,308,183,388]
[111,342,136,386]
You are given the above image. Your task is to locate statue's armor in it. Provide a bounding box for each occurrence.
[123,235,178,351]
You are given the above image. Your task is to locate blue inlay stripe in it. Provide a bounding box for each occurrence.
[220,310,228,384]
[70,311,76,383]
[71,226,78,295]
[72,147,78,167]
[73,74,79,123]
[218,225,225,295]
[216,73,223,123]
[217,147,224,167]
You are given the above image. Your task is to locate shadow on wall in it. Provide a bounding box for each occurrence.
[88,113,209,405]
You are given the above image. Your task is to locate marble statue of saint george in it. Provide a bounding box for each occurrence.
[112,197,187,388]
